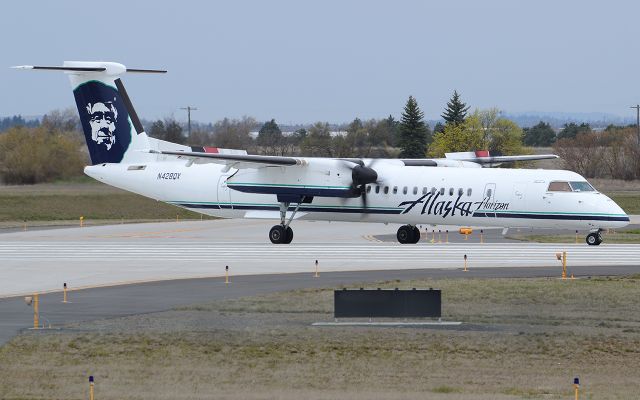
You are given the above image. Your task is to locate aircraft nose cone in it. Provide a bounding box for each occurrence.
[602,195,630,227]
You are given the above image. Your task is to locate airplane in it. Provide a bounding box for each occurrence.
[13,61,630,245]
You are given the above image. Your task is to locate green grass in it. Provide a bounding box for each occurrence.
[2,276,640,399]
[606,192,640,214]
[0,181,214,224]
[508,228,640,244]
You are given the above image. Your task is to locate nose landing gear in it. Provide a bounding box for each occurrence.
[397,225,421,244]
[586,231,602,246]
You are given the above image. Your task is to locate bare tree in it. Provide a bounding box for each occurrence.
[553,133,604,178]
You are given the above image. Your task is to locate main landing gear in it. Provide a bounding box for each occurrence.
[586,230,603,246]
[397,225,421,244]
[269,202,301,244]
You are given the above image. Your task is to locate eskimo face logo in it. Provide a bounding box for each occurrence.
[74,80,132,164]
[87,100,118,150]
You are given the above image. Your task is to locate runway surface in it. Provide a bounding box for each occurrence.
[1,219,639,345]
[1,219,640,297]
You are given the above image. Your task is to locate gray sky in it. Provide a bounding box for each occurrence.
[2,0,640,124]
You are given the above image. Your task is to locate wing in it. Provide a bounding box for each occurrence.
[149,149,307,170]
[445,152,559,165]
[152,148,557,170]
[401,152,559,168]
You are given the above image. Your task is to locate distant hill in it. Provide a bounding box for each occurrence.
[500,112,635,129]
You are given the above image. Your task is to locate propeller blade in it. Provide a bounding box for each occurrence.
[362,185,368,209]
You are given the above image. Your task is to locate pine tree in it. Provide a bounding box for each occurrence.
[433,122,445,134]
[257,119,283,145]
[523,121,556,147]
[398,96,430,158]
[257,119,284,154]
[441,90,470,125]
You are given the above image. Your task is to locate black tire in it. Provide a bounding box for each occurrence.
[284,226,294,244]
[586,232,602,246]
[397,225,411,244]
[269,225,286,244]
[411,226,421,243]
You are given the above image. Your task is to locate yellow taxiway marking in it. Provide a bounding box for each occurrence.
[363,234,384,243]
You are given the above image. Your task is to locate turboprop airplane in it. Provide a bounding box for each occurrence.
[14,61,630,245]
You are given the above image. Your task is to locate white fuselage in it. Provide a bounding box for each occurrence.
[85,159,629,231]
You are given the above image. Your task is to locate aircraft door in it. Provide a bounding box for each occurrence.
[483,183,496,217]
[512,183,527,210]
[217,174,232,209]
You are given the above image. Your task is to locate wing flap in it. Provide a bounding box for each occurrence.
[445,151,558,165]
[150,150,306,169]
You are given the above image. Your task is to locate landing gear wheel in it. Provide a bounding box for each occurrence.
[411,226,421,243]
[269,225,286,244]
[397,225,419,244]
[397,225,412,244]
[284,226,294,244]
[269,225,294,244]
[586,232,602,246]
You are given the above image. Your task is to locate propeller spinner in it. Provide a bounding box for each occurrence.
[341,159,382,212]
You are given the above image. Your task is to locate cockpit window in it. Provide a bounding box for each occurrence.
[548,181,596,192]
[569,181,595,192]
[547,181,572,192]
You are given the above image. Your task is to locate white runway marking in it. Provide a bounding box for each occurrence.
[1,241,639,298]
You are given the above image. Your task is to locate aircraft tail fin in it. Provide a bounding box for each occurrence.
[13,61,166,165]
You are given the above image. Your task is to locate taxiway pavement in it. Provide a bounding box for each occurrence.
[1,219,639,297]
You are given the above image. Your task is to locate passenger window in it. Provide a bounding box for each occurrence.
[467,188,472,196]
[403,186,408,195]
[548,181,572,192]
[486,188,492,198]
[392,186,398,194]
[375,185,380,194]
[431,188,437,195]
[449,188,454,196]
[458,188,463,196]
[366,185,371,193]
[422,187,428,195]
[413,187,418,195]
[384,186,389,194]
[440,188,445,195]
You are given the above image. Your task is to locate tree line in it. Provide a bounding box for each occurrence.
[553,125,640,180]
[2,90,639,183]
[149,90,526,159]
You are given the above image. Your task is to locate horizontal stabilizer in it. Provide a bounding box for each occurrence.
[11,62,166,75]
